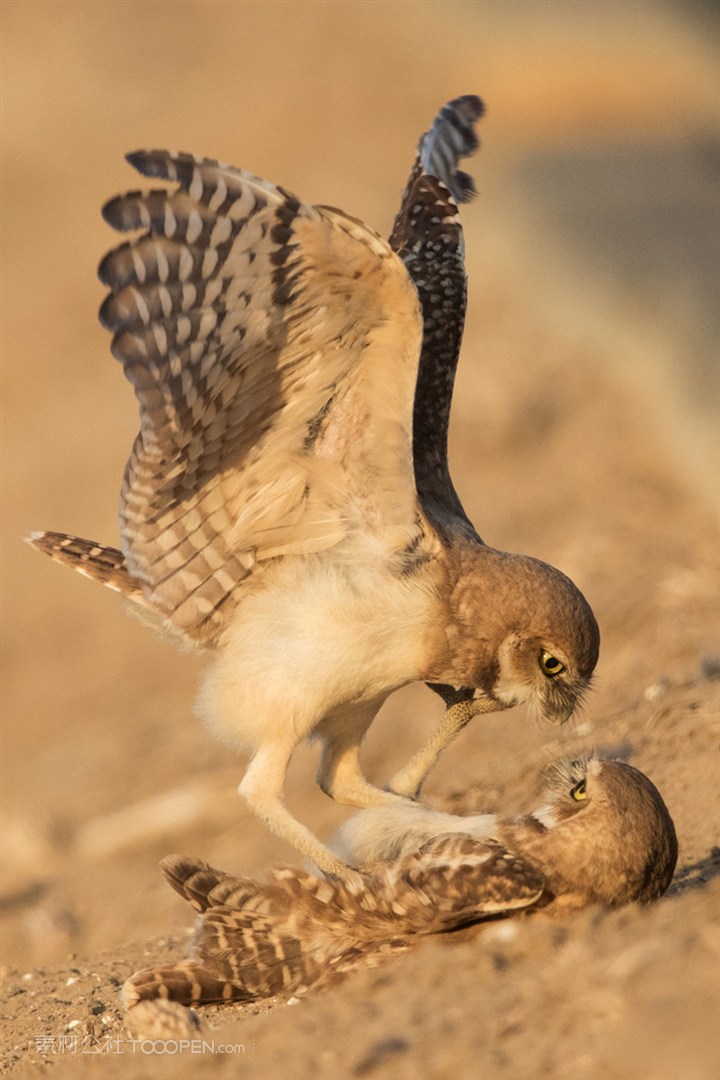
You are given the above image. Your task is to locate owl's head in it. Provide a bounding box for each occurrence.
[490,630,596,726]
[528,755,678,904]
[458,550,600,727]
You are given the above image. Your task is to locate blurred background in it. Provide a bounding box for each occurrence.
[2,0,719,971]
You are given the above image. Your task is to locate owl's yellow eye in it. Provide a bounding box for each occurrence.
[570,780,587,801]
[540,650,565,677]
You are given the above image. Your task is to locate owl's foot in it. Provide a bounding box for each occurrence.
[386,689,507,798]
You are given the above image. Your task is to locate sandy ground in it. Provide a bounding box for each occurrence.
[2,2,719,1078]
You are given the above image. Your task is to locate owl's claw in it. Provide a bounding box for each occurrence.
[386,690,508,799]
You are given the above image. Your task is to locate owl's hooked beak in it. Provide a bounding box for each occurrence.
[544,702,575,726]
[478,664,585,727]
[539,684,587,727]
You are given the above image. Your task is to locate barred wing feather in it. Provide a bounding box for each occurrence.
[99,151,424,642]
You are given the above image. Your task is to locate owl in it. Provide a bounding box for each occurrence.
[122,757,676,1009]
[29,97,599,877]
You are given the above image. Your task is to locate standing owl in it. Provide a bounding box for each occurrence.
[29,97,599,877]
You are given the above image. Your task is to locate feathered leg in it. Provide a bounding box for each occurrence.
[387,688,508,798]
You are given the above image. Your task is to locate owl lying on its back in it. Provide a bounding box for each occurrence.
[123,757,677,1010]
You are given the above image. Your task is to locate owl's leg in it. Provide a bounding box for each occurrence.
[316,701,410,809]
[238,742,359,879]
[386,689,506,799]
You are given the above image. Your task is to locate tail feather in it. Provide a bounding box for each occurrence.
[122,960,254,1008]
[132,856,320,1006]
[160,854,260,913]
[26,530,146,604]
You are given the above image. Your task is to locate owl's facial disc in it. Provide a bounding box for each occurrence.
[493,634,588,724]
[531,756,598,826]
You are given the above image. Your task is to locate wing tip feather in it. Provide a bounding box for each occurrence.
[422,94,485,205]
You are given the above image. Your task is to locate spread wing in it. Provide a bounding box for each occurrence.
[123,839,546,1007]
[99,151,424,642]
[390,95,484,538]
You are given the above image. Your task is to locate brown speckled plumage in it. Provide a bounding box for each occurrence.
[122,757,676,1009]
[28,98,599,876]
